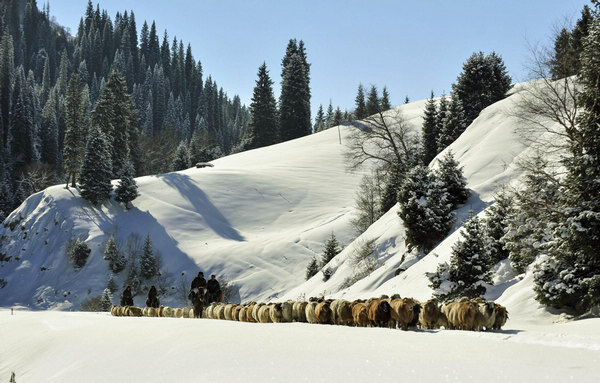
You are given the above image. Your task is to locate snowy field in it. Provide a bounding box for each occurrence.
[1,308,599,382]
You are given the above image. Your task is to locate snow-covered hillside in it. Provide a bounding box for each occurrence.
[0,81,569,324]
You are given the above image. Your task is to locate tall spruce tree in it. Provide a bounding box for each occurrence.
[140,233,158,280]
[79,126,113,205]
[381,86,391,111]
[92,69,137,177]
[103,235,127,273]
[247,63,279,147]
[279,45,311,141]
[437,93,467,151]
[421,91,438,165]
[314,104,326,132]
[354,84,366,120]
[63,74,90,187]
[365,85,380,116]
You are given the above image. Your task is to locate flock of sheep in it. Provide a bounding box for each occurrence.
[111,295,509,332]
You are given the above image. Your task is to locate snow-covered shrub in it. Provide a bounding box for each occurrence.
[341,239,377,288]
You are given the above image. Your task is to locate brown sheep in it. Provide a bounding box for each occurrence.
[336,300,354,326]
[352,302,369,327]
[110,305,119,316]
[492,304,508,330]
[269,303,284,323]
[367,298,392,328]
[315,300,333,325]
[458,300,481,331]
[305,301,319,324]
[292,301,308,322]
[258,304,272,323]
[390,298,420,330]
[182,307,190,318]
[419,298,443,329]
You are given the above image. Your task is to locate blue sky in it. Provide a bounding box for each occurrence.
[48,0,589,116]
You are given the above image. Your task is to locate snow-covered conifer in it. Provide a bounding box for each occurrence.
[114,159,139,209]
[79,126,113,205]
[139,233,158,280]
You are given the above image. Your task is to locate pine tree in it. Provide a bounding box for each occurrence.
[333,107,344,126]
[305,257,319,280]
[325,101,334,128]
[381,86,391,111]
[437,93,467,151]
[79,126,113,205]
[484,191,512,265]
[92,69,137,177]
[63,74,90,187]
[320,232,341,267]
[172,141,190,171]
[140,233,158,280]
[279,51,311,141]
[398,165,454,253]
[354,84,366,120]
[107,275,119,293]
[246,63,279,147]
[366,85,380,116]
[103,235,127,273]
[421,91,438,165]
[314,104,325,132]
[431,212,493,301]
[435,150,469,208]
[452,51,512,125]
[100,288,113,311]
[114,159,139,209]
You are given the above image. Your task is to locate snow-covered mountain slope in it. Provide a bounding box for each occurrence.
[282,83,564,323]
[1,123,379,309]
[0,82,564,324]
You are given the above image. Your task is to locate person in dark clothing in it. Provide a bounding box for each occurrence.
[206,274,222,303]
[190,271,207,291]
[145,285,160,308]
[189,285,205,318]
[120,285,134,306]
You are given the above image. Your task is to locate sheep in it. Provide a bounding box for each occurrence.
[305,300,320,324]
[492,304,508,330]
[258,304,272,323]
[238,305,248,322]
[188,308,195,318]
[204,302,216,319]
[182,307,190,318]
[282,300,294,323]
[330,300,342,324]
[162,306,173,318]
[214,303,226,320]
[173,308,184,318]
[367,298,392,328]
[141,307,150,317]
[458,300,481,331]
[252,303,265,322]
[419,298,443,329]
[335,300,354,326]
[352,302,369,327]
[147,307,158,317]
[390,298,420,330]
[232,305,242,321]
[224,304,234,321]
[127,306,143,317]
[315,300,333,325]
[472,297,496,331]
[292,301,308,322]
[269,303,284,323]
[110,305,119,316]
